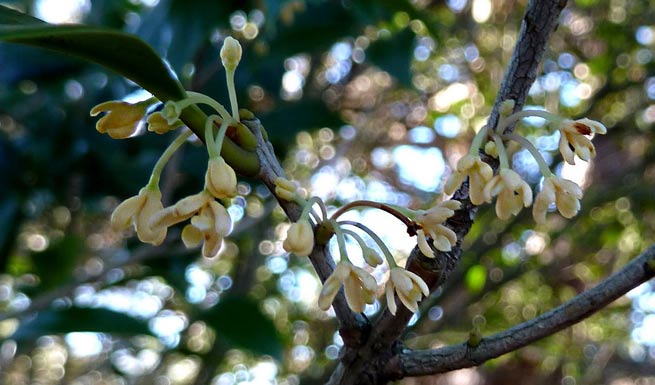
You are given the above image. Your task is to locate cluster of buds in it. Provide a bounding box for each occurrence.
[92,37,244,258]
[278,177,460,315]
[445,101,607,224]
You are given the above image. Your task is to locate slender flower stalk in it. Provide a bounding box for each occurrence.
[339,220,396,268]
[162,92,231,124]
[503,133,554,177]
[148,130,194,187]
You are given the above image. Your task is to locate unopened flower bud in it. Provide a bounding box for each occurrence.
[283,220,314,257]
[274,177,298,201]
[205,157,237,199]
[221,36,242,71]
[147,111,183,134]
[362,246,383,267]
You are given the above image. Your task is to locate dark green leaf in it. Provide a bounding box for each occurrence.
[12,307,152,341]
[0,5,185,101]
[200,296,282,359]
[30,235,84,290]
[366,28,415,87]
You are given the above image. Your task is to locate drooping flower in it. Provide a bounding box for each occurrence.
[111,187,166,245]
[149,190,213,229]
[557,118,607,164]
[414,199,460,256]
[444,154,494,205]
[181,200,232,257]
[318,260,377,313]
[385,267,430,315]
[90,100,149,139]
[147,111,183,134]
[533,176,583,224]
[483,168,533,220]
[415,199,461,229]
[205,157,237,199]
[283,219,314,257]
[361,246,383,267]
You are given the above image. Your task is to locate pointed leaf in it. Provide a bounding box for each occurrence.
[12,307,152,341]
[0,5,185,101]
[199,296,283,359]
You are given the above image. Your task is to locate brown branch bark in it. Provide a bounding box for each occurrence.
[390,244,655,377]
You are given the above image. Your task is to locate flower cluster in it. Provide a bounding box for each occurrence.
[93,37,244,257]
[278,178,460,315]
[445,103,607,224]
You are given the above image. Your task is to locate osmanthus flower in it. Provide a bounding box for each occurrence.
[149,190,214,229]
[90,100,151,139]
[147,111,183,134]
[483,168,533,220]
[444,154,493,205]
[318,260,377,313]
[205,156,237,199]
[414,199,461,256]
[181,200,232,258]
[283,219,314,257]
[558,118,607,164]
[533,176,583,224]
[385,267,430,315]
[111,187,167,245]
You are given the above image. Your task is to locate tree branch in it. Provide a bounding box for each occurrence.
[244,118,370,344]
[391,243,655,377]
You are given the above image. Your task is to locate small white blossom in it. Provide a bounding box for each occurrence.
[385,268,430,315]
[318,261,377,313]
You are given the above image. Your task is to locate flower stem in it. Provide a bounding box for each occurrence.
[469,125,490,156]
[148,129,193,188]
[331,220,349,262]
[495,109,562,134]
[225,69,240,122]
[213,119,231,156]
[492,133,510,169]
[330,200,413,229]
[503,133,554,177]
[340,220,397,267]
[301,196,328,223]
[204,115,220,158]
[180,91,232,121]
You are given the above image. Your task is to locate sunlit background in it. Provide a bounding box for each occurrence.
[0,0,654,384]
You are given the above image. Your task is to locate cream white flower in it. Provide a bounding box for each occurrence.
[444,154,493,205]
[221,36,242,71]
[385,268,430,315]
[414,199,460,257]
[558,118,607,164]
[318,261,377,313]
[283,219,314,257]
[483,168,533,220]
[181,200,232,257]
[415,199,461,229]
[90,100,148,139]
[533,176,583,224]
[205,157,237,199]
[111,187,166,245]
[149,190,213,229]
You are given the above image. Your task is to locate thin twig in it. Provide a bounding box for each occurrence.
[391,244,655,377]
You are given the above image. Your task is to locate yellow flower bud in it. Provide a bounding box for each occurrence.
[90,100,148,139]
[205,157,237,199]
[220,36,242,71]
[147,111,183,134]
[283,220,314,257]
